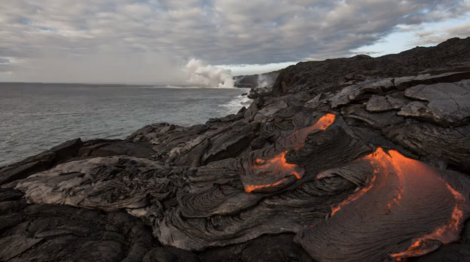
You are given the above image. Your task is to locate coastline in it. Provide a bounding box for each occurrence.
[0,86,250,167]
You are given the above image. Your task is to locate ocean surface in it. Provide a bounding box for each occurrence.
[0,83,250,166]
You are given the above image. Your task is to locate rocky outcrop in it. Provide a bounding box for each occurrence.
[273,37,470,96]
[0,138,156,187]
[0,188,157,262]
[2,37,470,262]
[0,138,83,186]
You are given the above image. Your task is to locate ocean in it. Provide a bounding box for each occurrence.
[0,83,250,166]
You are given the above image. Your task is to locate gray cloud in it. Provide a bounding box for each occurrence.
[0,58,11,64]
[1,0,469,82]
[412,21,470,46]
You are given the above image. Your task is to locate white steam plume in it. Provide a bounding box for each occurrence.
[184,58,234,88]
[257,74,270,88]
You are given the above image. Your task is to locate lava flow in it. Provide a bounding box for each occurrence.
[299,147,469,262]
[282,113,336,149]
[390,184,467,260]
[246,151,303,193]
[244,113,336,193]
[330,175,377,217]
[386,150,468,261]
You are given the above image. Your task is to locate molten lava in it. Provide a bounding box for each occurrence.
[390,182,467,260]
[244,113,336,193]
[244,151,304,193]
[253,151,303,180]
[385,150,467,260]
[283,113,336,149]
[330,175,377,217]
[330,148,467,260]
[297,147,469,262]
[245,177,289,193]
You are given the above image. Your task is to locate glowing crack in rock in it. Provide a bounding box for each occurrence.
[330,175,377,217]
[244,114,336,193]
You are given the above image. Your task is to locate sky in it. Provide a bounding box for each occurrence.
[1,0,470,83]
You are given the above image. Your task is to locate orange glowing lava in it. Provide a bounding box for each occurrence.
[323,148,468,261]
[330,175,377,216]
[285,113,336,149]
[390,183,467,260]
[245,178,289,193]
[245,113,336,193]
[299,113,336,133]
[253,151,303,179]
[387,150,467,260]
[245,151,305,193]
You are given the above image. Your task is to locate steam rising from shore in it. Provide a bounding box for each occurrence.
[184,59,234,88]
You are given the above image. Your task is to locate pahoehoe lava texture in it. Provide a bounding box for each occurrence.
[296,148,470,262]
[2,37,470,262]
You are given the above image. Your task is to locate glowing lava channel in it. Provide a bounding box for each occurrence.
[245,113,336,193]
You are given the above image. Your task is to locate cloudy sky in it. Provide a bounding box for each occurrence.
[1,0,470,83]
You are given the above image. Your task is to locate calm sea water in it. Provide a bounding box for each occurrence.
[0,83,250,166]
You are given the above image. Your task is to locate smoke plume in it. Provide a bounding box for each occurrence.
[257,74,277,88]
[184,59,234,88]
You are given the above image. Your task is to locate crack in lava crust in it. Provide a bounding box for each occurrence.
[296,148,470,262]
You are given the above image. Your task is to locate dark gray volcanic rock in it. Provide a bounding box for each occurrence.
[234,71,280,89]
[234,74,258,88]
[79,139,156,159]
[273,37,470,96]
[2,37,470,262]
[0,138,83,186]
[0,138,158,187]
[0,188,156,262]
[399,80,470,126]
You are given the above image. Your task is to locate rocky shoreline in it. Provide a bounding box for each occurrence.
[1,37,470,262]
